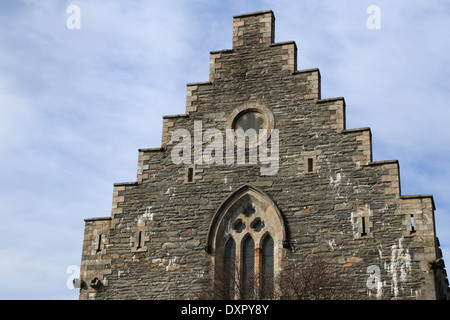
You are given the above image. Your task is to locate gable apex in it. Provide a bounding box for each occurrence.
[232,10,275,48]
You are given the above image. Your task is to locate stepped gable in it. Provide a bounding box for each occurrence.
[77,10,448,300]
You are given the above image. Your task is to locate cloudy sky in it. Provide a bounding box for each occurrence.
[1,0,449,299]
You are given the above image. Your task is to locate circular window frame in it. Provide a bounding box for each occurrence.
[225,102,275,147]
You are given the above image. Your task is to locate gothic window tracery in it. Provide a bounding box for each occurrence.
[206,185,287,299]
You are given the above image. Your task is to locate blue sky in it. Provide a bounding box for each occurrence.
[0,0,449,299]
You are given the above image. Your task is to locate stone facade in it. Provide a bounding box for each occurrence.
[77,10,449,300]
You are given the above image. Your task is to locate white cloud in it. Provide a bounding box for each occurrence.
[0,0,203,299]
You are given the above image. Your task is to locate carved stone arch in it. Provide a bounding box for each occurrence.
[206,184,287,256]
[259,230,273,247]
[206,185,287,299]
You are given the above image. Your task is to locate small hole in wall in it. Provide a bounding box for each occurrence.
[187,167,194,182]
[243,206,255,217]
[96,234,102,252]
[251,219,264,232]
[233,220,246,233]
[137,231,142,249]
[361,217,367,237]
[307,158,314,172]
[410,214,416,234]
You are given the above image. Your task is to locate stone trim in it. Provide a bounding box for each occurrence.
[318,97,346,132]
[206,184,288,298]
[210,49,234,55]
[84,217,111,222]
[161,116,174,149]
[293,67,320,75]
[162,114,189,119]
[269,40,296,47]
[400,195,436,211]
[369,159,399,166]
[137,147,165,152]
[351,204,374,239]
[225,101,275,148]
[317,96,345,104]
[300,150,320,174]
[399,193,440,299]
[79,218,113,300]
[186,81,213,87]
[342,127,373,166]
[112,182,138,186]
[232,10,275,48]
[232,10,275,19]
[177,164,203,184]
[206,184,288,254]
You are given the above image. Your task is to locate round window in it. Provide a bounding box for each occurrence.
[225,102,275,147]
[233,110,268,137]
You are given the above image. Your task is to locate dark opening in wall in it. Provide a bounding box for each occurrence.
[96,234,102,253]
[307,158,314,172]
[137,231,142,249]
[187,167,194,182]
[361,217,367,237]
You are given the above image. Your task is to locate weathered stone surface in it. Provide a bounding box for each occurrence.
[78,10,448,300]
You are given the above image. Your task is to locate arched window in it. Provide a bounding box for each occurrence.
[206,185,288,299]
[242,236,255,299]
[223,237,236,299]
[262,235,274,297]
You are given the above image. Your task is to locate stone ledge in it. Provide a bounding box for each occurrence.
[368,160,398,166]
[293,68,320,75]
[138,147,165,152]
[84,217,111,222]
[233,10,274,19]
[342,127,371,134]
[269,40,296,48]
[317,97,345,104]
[162,114,189,119]
[210,49,234,55]
[401,195,436,210]
[186,81,213,87]
[113,182,139,187]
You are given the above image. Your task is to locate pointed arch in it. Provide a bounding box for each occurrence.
[261,235,274,297]
[223,237,236,298]
[206,184,287,299]
[242,235,255,299]
[206,184,287,255]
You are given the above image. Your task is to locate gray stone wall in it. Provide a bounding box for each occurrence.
[78,10,448,300]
